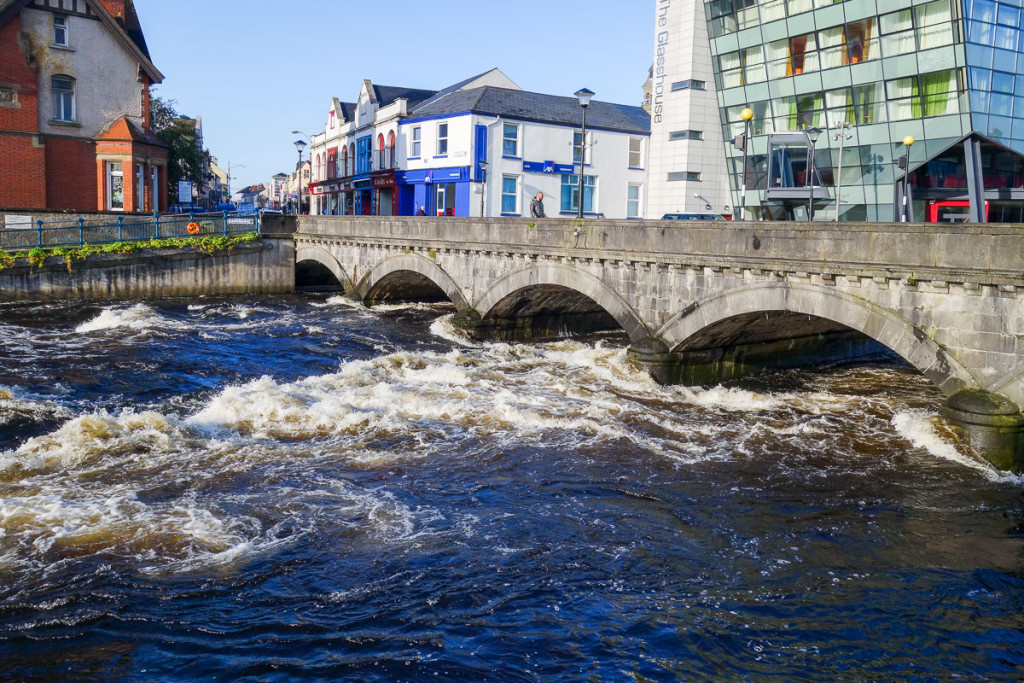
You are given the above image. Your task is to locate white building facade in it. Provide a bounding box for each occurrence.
[646,0,732,218]
[308,70,650,220]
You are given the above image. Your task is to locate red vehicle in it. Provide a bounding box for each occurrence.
[927,200,989,222]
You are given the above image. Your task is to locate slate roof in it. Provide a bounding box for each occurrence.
[335,101,357,123]
[410,86,650,134]
[370,85,437,109]
[414,69,502,111]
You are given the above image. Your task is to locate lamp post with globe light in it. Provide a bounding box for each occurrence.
[806,127,822,221]
[739,107,753,220]
[574,88,594,219]
[900,135,914,222]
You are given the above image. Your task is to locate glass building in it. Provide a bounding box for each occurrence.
[702,0,1024,222]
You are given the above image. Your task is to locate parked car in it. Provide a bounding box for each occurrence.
[662,212,726,220]
[215,203,238,213]
[257,208,282,215]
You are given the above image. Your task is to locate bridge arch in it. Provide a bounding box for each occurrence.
[295,245,352,291]
[356,253,470,309]
[473,263,650,341]
[656,283,976,396]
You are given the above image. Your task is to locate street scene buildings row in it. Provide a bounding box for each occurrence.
[5,0,1023,224]
[305,70,651,220]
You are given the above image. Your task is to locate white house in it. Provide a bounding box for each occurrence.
[308,69,651,219]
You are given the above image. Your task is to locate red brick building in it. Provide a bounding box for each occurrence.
[0,0,166,212]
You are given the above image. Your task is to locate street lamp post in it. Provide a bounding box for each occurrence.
[806,127,822,221]
[293,138,307,215]
[739,107,753,221]
[900,135,914,222]
[292,130,313,215]
[831,121,853,222]
[227,162,244,200]
[574,88,595,219]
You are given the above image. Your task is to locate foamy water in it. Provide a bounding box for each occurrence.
[0,296,1020,681]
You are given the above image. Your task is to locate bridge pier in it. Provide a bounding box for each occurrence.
[630,331,883,387]
[942,390,1024,473]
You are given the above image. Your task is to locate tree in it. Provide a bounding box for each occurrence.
[151,93,211,205]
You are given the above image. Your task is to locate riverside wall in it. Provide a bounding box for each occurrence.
[0,214,297,303]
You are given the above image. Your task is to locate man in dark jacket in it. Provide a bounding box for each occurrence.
[530,192,546,218]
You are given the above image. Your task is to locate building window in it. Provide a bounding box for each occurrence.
[627,183,642,218]
[437,122,448,156]
[51,75,74,122]
[671,80,706,91]
[328,148,338,178]
[669,130,704,141]
[108,162,124,210]
[502,123,519,157]
[501,175,519,214]
[560,174,596,213]
[666,171,701,182]
[573,131,591,166]
[53,16,68,46]
[388,130,396,168]
[378,133,386,169]
[687,171,702,182]
[411,126,421,157]
[886,69,958,120]
[628,137,644,168]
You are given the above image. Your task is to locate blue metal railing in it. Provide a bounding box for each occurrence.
[0,212,259,251]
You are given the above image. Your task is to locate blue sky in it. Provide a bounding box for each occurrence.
[135,1,655,192]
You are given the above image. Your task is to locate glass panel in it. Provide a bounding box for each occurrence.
[762,0,786,22]
[847,20,875,63]
[880,9,912,33]
[971,0,997,23]
[997,2,1020,24]
[819,26,846,69]
[994,25,1019,50]
[919,22,955,49]
[993,71,1015,93]
[744,46,767,83]
[825,87,855,126]
[501,176,517,213]
[916,0,952,25]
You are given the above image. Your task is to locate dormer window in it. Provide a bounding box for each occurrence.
[53,16,68,47]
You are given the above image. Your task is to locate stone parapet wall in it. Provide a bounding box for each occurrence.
[0,238,294,303]
[297,216,1024,286]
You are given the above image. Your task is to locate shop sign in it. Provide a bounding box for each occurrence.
[523,161,574,175]
[371,172,396,189]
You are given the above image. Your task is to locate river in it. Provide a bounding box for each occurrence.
[0,294,1022,681]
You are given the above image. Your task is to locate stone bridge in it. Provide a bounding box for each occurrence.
[293,215,1024,471]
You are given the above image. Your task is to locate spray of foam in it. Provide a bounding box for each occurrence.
[75,304,177,334]
[892,410,1024,483]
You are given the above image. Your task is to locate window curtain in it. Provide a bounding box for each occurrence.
[825,88,855,127]
[720,51,743,87]
[917,1,953,49]
[787,0,813,15]
[766,39,790,79]
[819,26,845,69]
[888,77,919,119]
[744,46,767,83]
[761,0,786,23]
[921,70,955,116]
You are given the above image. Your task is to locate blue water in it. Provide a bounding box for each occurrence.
[0,295,1021,681]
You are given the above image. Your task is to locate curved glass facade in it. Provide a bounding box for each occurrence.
[702,0,1024,221]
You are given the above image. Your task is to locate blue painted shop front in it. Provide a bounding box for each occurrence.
[397,167,471,216]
